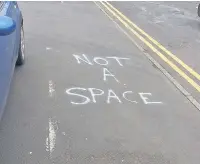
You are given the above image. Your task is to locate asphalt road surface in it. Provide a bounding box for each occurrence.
[1,2,200,164]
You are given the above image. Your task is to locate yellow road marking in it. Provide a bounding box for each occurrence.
[100,1,200,92]
[105,1,200,82]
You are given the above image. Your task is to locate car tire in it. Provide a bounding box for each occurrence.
[198,4,200,17]
[16,24,25,66]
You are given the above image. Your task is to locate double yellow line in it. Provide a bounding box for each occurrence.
[97,1,200,92]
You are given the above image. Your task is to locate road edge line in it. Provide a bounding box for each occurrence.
[105,1,200,82]
[101,1,200,93]
[94,1,200,110]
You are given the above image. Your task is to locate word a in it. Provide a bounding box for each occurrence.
[73,54,130,67]
[66,87,163,105]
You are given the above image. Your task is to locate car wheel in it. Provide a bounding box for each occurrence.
[16,24,25,66]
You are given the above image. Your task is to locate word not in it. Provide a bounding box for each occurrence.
[73,54,130,67]
[66,87,163,105]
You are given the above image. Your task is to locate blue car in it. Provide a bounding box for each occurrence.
[0,2,25,119]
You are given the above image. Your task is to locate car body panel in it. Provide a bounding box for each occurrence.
[0,2,22,119]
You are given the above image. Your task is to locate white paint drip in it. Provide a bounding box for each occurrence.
[46,118,57,156]
[45,137,49,152]
[49,80,55,97]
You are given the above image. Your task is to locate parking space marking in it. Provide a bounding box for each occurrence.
[46,118,57,157]
[49,80,56,97]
